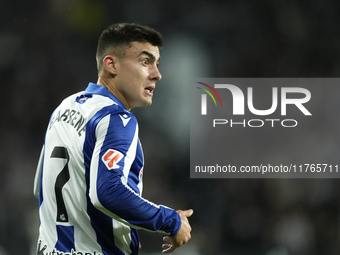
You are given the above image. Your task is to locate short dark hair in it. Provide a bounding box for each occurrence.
[96,23,163,73]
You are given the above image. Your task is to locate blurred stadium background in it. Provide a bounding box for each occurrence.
[1,1,340,254]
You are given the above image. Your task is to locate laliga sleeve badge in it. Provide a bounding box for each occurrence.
[102,149,124,170]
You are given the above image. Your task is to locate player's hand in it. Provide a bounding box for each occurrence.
[162,209,193,253]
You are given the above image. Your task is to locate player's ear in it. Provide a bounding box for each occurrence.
[102,55,118,75]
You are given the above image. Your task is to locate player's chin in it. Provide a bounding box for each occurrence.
[136,99,152,108]
[142,97,153,107]
[144,100,152,107]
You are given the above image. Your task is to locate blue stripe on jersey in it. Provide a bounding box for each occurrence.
[38,149,45,227]
[130,228,139,254]
[86,196,125,255]
[55,225,75,252]
[38,150,45,208]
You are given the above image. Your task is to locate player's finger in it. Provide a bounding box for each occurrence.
[162,244,171,249]
[163,236,171,243]
[162,244,177,254]
[183,209,194,217]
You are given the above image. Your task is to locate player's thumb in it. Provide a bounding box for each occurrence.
[183,209,194,217]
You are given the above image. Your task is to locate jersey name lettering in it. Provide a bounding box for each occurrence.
[49,108,87,137]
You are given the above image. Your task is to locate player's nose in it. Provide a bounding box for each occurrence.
[150,65,162,81]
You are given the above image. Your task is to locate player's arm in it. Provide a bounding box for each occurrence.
[88,112,181,235]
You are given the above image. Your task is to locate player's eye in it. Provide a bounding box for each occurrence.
[141,59,149,65]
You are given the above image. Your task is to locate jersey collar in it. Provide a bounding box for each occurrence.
[85,82,127,110]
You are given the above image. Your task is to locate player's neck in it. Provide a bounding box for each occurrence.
[97,77,131,111]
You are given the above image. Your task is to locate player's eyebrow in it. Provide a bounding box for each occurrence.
[139,50,161,63]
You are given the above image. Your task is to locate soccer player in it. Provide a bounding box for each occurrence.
[33,23,193,255]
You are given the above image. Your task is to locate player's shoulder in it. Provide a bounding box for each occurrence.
[105,104,137,128]
[80,95,137,134]
[54,85,138,129]
[94,105,138,141]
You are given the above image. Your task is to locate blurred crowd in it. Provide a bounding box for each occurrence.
[1,1,340,254]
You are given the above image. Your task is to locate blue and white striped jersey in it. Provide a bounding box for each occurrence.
[33,82,181,255]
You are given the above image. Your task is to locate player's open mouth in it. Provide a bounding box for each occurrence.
[145,86,155,95]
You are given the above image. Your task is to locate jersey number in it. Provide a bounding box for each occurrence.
[50,146,70,223]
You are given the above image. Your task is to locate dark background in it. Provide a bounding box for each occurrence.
[1,1,340,255]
